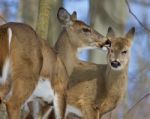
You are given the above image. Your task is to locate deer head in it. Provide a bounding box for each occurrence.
[106,27,135,70]
[57,7,108,49]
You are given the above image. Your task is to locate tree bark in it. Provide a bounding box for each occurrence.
[18,0,39,28]
[89,0,127,64]
[36,0,51,40]
[48,0,61,46]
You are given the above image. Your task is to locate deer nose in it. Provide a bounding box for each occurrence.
[111,61,121,68]
[104,39,111,47]
[99,38,111,48]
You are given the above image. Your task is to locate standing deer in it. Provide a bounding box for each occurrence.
[25,7,109,119]
[65,27,135,119]
[36,26,135,119]
[0,22,69,119]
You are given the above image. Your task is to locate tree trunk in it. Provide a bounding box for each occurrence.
[48,0,61,46]
[36,0,51,40]
[89,0,127,64]
[18,0,39,28]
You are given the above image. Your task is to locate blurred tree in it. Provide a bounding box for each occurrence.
[36,0,51,40]
[19,0,39,28]
[89,0,127,64]
[48,0,62,46]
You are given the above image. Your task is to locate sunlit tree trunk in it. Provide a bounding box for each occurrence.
[36,0,51,40]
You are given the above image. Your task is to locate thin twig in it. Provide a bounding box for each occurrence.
[125,93,150,115]
[125,0,150,33]
[0,16,7,23]
[130,0,150,6]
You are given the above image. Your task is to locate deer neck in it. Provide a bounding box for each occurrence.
[98,64,128,114]
[105,63,128,97]
[54,30,79,76]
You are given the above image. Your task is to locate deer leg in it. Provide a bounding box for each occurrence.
[81,104,97,119]
[0,80,11,102]
[26,99,42,119]
[6,76,37,119]
[52,57,68,119]
[53,93,66,119]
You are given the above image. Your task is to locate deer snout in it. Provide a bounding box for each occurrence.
[99,38,111,48]
[111,60,121,68]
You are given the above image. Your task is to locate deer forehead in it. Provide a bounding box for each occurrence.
[112,37,131,51]
[72,21,89,29]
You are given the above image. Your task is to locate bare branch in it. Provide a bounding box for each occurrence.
[130,0,150,7]
[125,93,150,115]
[125,0,150,33]
[0,16,7,23]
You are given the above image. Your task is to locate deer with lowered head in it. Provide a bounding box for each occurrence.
[34,26,135,119]
[0,22,71,119]
[24,7,110,119]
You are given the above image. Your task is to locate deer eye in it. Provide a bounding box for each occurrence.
[121,50,127,54]
[82,28,91,32]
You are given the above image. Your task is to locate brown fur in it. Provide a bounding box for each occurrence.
[0,22,69,119]
[0,27,10,100]
[0,28,9,76]
[0,22,43,119]
[66,27,135,119]
[45,27,135,119]
[26,8,109,119]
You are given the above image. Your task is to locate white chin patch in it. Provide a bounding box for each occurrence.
[111,65,123,70]
[102,46,108,51]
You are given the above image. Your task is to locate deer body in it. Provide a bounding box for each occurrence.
[65,27,135,119]
[0,22,69,119]
[0,22,43,119]
[66,62,128,118]
[99,64,128,114]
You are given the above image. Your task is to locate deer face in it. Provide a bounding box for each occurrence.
[57,7,109,49]
[106,27,135,70]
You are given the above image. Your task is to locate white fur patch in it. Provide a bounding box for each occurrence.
[27,78,54,103]
[65,104,82,117]
[0,58,10,84]
[102,46,108,51]
[7,28,12,50]
[32,78,54,103]
[23,78,54,112]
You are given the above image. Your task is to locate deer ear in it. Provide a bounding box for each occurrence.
[71,11,77,21]
[107,27,115,38]
[57,7,72,26]
[125,27,135,40]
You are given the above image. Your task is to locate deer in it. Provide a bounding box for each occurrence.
[65,26,135,119]
[0,22,71,119]
[34,26,135,119]
[24,7,110,119]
